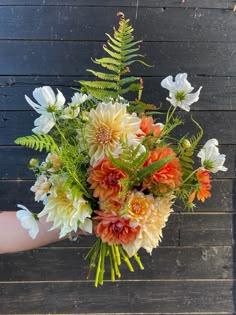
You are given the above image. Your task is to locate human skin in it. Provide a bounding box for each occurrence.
[0,212,74,254]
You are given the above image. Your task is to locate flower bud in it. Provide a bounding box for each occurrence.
[182,139,191,149]
[28,158,39,169]
[80,111,89,123]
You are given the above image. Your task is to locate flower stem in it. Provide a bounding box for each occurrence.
[119,246,134,272]
[134,253,144,270]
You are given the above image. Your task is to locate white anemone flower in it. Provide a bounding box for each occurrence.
[16,204,39,239]
[25,86,65,134]
[161,73,202,111]
[197,139,228,173]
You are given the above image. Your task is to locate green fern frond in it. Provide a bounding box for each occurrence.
[134,156,173,184]
[15,134,58,153]
[79,13,148,101]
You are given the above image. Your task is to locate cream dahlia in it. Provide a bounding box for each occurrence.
[123,191,174,256]
[85,101,143,166]
[38,177,92,237]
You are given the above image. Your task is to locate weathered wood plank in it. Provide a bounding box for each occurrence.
[0,7,235,42]
[180,213,234,246]
[0,76,235,111]
[0,281,234,313]
[0,42,235,76]
[0,111,234,145]
[0,246,232,281]
[0,0,234,9]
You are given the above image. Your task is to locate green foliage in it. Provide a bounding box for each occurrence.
[135,155,173,185]
[15,134,59,153]
[108,142,173,195]
[79,12,149,101]
[108,145,149,177]
[178,117,203,177]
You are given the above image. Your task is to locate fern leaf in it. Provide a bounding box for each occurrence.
[94,57,120,66]
[15,134,58,153]
[120,76,139,86]
[80,86,118,100]
[106,33,122,48]
[79,80,118,90]
[87,70,119,81]
[78,13,149,101]
[103,46,122,60]
[135,156,173,184]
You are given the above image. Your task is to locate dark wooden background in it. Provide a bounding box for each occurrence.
[0,0,236,314]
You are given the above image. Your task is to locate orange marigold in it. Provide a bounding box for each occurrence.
[143,146,183,193]
[87,158,127,201]
[94,210,140,245]
[189,169,211,203]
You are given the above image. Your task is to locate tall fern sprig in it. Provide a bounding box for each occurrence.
[78,12,150,101]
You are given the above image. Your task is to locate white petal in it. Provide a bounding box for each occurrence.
[16,205,39,240]
[79,218,92,234]
[55,89,65,109]
[161,75,175,91]
[33,114,55,134]
[33,86,56,107]
[25,95,45,114]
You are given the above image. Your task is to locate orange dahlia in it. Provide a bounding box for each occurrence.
[99,198,124,215]
[189,169,211,203]
[140,116,162,137]
[87,158,127,201]
[143,146,183,193]
[94,211,140,245]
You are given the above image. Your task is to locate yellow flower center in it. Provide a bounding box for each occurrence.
[130,197,148,217]
[96,125,112,144]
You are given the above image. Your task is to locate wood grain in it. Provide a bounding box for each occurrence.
[0,42,235,76]
[0,1,235,9]
[0,281,234,313]
[0,6,235,42]
[0,246,232,281]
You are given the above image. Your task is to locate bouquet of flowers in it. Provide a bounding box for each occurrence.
[15,13,227,286]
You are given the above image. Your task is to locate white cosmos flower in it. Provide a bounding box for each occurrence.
[197,138,228,173]
[16,204,39,239]
[71,92,91,105]
[161,73,202,111]
[25,86,65,134]
[61,92,90,119]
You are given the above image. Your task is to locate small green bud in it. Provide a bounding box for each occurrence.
[28,158,39,169]
[182,139,191,149]
[80,111,89,123]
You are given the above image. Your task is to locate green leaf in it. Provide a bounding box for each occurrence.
[135,156,173,184]
[80,80,118,89]
[120,76,139,86]
[103,46,122,60]
[80,86,118,100]
[106,33,122,48]
[15,134,58,153]
[87,70,119,81]
[94,57,120,66]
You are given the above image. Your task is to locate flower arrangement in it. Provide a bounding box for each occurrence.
[15,13,227,286]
